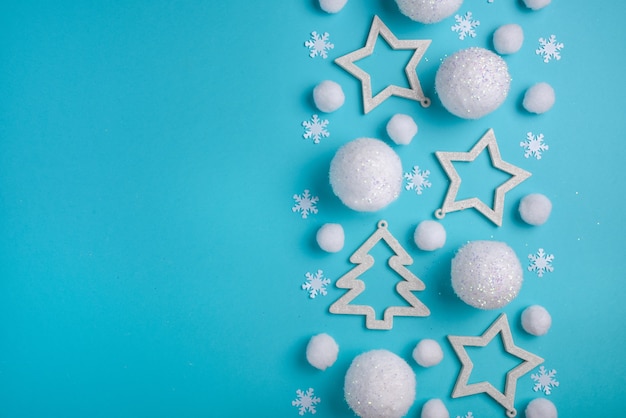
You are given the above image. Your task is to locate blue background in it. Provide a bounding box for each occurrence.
[1,1,624,416]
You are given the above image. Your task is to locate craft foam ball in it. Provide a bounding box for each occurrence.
[386,113,418,145]
[319,0,348,13]
[316,223,345,253]
[414,220,446,251]
[344,349,416,418]
[521,305,552,336]
[329,138,403,212]
[435,47,511,119]
[493,24,524,55]
[523,82,555,114]
[306,333,339,370]
[412,339,444,367]
[451,241,523,309]
[525,398,558,418]
[395,0,463,24]
[523,0,551,11]
[313,80,345,113]
[421,398,450,418]
[519,193,552,226]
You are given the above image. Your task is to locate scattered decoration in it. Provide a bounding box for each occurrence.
[329,220,430,330]
[316,223,345,253]
[344,349,416,418]
[531,366,559,395]
[292,190,319,219]
[528,248,554,277]
[329,138,403,212]
[386,113,418,145]
[395,0,463,24]
[523,82,555,114]
[519,193,552,226]
[520,132,549,160]
[536,35,563,63]
[302,114,330,144]
[306,333,339,370]
[435,48,510,119]
[524,398,558,418]
[451,12,480,40]
[302,270,331,298]
[319,0,348,14]
[435,129,531,226]
[404,165,432,195]
[456,413,474,418]
[305,31,334,59]
[493,24,524,55]
[524,0,552,11]
[421,399,450,418]
[334,15,431,113]
[521,305,552,336]
[413,220,446,251]
[313,80,345,113]
[412,339,444,367]
[292,388,321,415]
[448,314,544,417]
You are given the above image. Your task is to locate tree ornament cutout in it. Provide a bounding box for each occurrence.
[448,313,544,417]
[334,15,431,114]
[435,129,531,226]
[329,220,430,330]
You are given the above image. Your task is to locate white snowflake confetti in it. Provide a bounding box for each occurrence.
[456,412,474,418]
[520,132,549,159]
[292,190,319,219]
[531,366,560,395]
[451,12,480,40]
[302,115,330,144]
[404,165,432,195]
[292,388,321,415]
[302,270,331,298]
[536,35,564,63]
[304,31,334,59]
[528,248,554,277]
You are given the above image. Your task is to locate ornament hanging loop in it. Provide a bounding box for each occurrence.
[377,220,388,229]
[506,408,517,417]
[434,209,445,219]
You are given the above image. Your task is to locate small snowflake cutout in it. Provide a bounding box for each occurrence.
[528,248,554,277]
[520,132,549,159]
[292,190,319,219]
[292,388,320,415]
[536,35,564,63]
[302,115,330,144]
[456,413,474,418]
[451,12,480,40]
[531,366,560,395]
[302,270,331,298]
[404,165,432,195]
[305,31,334,59]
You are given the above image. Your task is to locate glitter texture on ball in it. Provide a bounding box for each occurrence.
[451,241,523,309]
[386,113,418,145]
[313,80,345,113]
[493,24,524,55]
[329,138,403,212]
[435,47,511,119]
[306,333,339,370]
[395,0,463,24]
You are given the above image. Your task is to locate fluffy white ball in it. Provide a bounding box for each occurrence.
[316,223,345,253]
[435,47,511,119]
[525,398,558,418]
[386,113,418,145]
[344,350,416,418]
[451,241,523,309]
[414,220,446,251]
[523,0,551,11]
[306,333,339,370]
[412,339,444,367]
[493,24,524,55]
[519,193,552,226]
[395,0,463,24]
[521,305,552,336]
[523,82,555,114]
[421,398,450,418]
[329,138,403,212]
[319,0,348,13]
[313,80,345,113]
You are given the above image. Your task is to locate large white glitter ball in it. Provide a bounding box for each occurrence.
[306,333,339,370]
[329,138,403,212]
[344,349,416,418]
[451,241,523,309]
[395,0,463,24]
[525,398,558,418]
[435,47,511,119]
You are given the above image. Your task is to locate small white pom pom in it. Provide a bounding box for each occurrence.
[523,82,555,114]
[344,350,416,418]
[525,398,558,418]
[421,398,450,418]
[414,220,446,251]
[412,339,444,367]
[523,0,551,11]
[319,0,348,13]
[316,223,345,253]
[313,80,345,113]
[395,0,463,24]
[306,333,339,370]
[493,24,524,55]
[521,305,552,336]
[386,114,418,145]
[519,193,552,226]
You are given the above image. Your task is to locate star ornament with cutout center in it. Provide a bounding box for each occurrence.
[334,15,431,114]
[448,314,544,417]
[435,129,531,227]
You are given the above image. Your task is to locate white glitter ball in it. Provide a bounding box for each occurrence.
[525,398,558,418]
[519,193,552,226]
[435,47,511,119]
[521,305,552,336]
[306,333,339,370]
[421,398,450,418]
[329,138,403,212]
[451,241,523,310]
[414,220,446,251]
[319,0,348,13]
[344,349,416,418]
[412,339,444,367]
[523,0,551,11]
[493,24,524,55]
[386,113,418,145]
[523,82,555,114]
[313,80,345,113]
[395,0,463,24]
[316,223,345,253]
